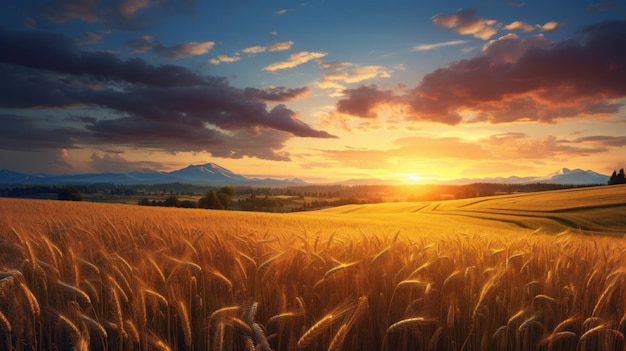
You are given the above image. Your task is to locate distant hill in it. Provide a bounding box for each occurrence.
[443,168,609,185]
[0,165,609,186]
[0,163,306,186]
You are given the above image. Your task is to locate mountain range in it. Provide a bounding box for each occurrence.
[0,163,305,186]
[438,168,609,185]
[0,164,610,186]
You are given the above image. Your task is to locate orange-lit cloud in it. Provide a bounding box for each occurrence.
[308,133,611,172]
[242,45,265,54]
[413,40,469,51]
[264,51,327,71]
[267,41,294,51]
[504,21,535,32]
[319,66,391,86]
[209,54,241,65]
[336,85,396,118]
[482,33,551,63]
[335,20,626,125]
[242,41,294,54]
[540,21,561,31]
[432,8,499,40]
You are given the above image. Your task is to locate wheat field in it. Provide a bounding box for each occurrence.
[1,185,625,350]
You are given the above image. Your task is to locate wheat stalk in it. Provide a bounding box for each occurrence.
[297,314,336,349]
[387,317,439,333]
[212,321,225,351]
[178,300,192,347]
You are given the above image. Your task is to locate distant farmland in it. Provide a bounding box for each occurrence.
[0,185,625,350]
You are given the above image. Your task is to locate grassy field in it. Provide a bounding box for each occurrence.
[0,185,625,350]
[309,185,626,235]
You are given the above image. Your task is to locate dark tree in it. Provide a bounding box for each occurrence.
[608,169,626,185]
[218,186,236,197]
[164,196,180,207]
[217,192,232,209]
[198,191,224,210]
[58,186,82,201]
[608,170,618,185]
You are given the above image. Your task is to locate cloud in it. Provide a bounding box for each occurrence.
[481,133,608,158]
[128,35,215,59]
[37,0,100,23]
[0,149,77,174]
[482,33,551,63]
[0,29,208,88]
[334,20,626,125]
[86,151,177,172]
[242,40,294,54]
[244,87,310,102]
[264,51,327,71]
[318,65,392,89]
[504,21,535,32]
[336,85,395,118]
[540,21,561,31]
[35,0,175,30]
[0,28,336,160]
[89,152,147,173]
[81,85,335,139]
[274,9,288,16]
[587,2,617,13]
[77,30,111,45]
[267,40,294,52]
[127,35,156,53]
[432,8,499,40]
[318,61,353,70]
[242,45,266,54]
[0,114,82,151]
[158,41,214,59]
[311,133,611,171]
[569,135,626,147]
[413,40,469,51]
[116,0,152,19]
[209,54,241,65]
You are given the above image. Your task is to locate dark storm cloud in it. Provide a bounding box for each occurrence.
[0,28,207,87]
[335,20,626,125]
[85,116,222,148]
[126,35,215,59]
[0,114,82,151]
[78,85,334,138]
[243,87,310,102]
[0,27,335,158]
[35,0,195,30]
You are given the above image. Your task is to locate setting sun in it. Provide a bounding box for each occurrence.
[407,174,421,182]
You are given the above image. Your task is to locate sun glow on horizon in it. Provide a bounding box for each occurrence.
[407,174,421,182]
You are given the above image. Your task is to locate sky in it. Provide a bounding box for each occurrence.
[1,0,625,183]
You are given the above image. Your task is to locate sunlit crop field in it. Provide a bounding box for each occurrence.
[1,185,625,350]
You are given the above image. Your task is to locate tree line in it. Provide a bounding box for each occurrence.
[608,169,626,185]
[138,187,235,210]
